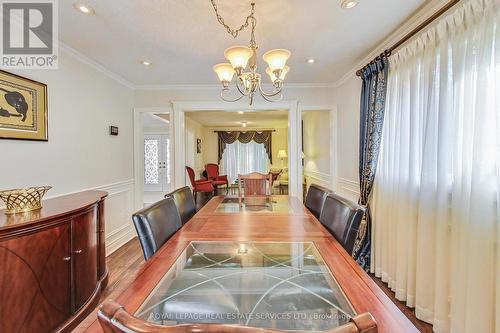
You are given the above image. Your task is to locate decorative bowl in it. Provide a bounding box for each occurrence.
[0,186,52,215]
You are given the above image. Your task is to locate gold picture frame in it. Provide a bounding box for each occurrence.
[0,70,48,141]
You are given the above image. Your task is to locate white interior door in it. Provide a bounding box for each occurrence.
[144,134,170,192]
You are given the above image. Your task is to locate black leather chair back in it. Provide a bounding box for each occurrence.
[132,197,182,260]
[319,193,365,254]
[167,186,196,225]
[305,184,332,219]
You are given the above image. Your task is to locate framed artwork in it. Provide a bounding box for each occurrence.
[196,138,202,154]
[0,70,48,141]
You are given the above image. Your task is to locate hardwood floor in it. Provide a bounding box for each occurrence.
[368,274,434,333]
[99,237,144,301]
[102,237,433,333]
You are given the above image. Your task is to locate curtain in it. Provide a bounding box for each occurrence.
[372,1,500,332]
[218,131,273,163]
[221,141,269,183]
[354,56,389,271]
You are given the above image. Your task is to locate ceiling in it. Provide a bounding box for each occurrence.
[60,0,426,86]
[186,110,288,128]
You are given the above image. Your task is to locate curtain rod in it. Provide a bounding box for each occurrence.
[213,129,276,133]
[356,0,462,77]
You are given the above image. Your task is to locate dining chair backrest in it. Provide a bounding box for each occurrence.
[319,193,366,254]
[166,186,196,225]
[205,163,220,180]
[304,184,333,219]
[98,300,378,333]
[185,166,196,187]
[238,172,272,197]
[237,172,273,207]
[132,197,182,260]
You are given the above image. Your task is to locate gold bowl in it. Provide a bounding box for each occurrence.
[0,186,52,215]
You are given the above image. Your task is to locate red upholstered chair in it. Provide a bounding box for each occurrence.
[186,166,214,200]
[205,163,229,191]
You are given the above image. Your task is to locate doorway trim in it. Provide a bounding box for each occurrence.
[171,100,303,198]
[133,107,172,210]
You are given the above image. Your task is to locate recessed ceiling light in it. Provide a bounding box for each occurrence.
[340,0,359,9]
[73,2,95,15]
[306,58,315,64]
[140,60,152,67]
[241,121,247,128]
[238,111,244,114]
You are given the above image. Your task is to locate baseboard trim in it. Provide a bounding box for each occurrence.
[106,224,136,255]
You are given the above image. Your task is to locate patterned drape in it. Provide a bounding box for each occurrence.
[352,55,389,271]
[218,131,273,163]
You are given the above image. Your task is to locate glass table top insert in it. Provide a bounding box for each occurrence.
[135,241,356,332]
[215,197,292,213]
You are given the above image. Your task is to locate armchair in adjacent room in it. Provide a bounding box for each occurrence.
[205,163,229,192]
[186,166,214,201]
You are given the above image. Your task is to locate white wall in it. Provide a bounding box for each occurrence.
[184,116,204,178]
[302,111,332,189]
[0,49,135,255]
[332,75,361,201]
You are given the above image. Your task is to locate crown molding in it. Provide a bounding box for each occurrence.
[134,82,336,91]
[58,44,339,91]
[59,42,135,89]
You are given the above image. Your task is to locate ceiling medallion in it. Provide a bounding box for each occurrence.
[211,1,291,105]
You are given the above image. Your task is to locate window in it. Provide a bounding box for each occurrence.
[221,141,269,183]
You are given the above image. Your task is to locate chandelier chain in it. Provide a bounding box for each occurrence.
[210,0,255,39]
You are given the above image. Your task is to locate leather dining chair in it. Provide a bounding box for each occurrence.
[205,163,229,193]
[166,186,196,225]
[98,300,378,333]
[319,193,366,254]
[304,184,333,219]
[132,197,182,260]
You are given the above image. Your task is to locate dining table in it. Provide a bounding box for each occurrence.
[75,195,419,333]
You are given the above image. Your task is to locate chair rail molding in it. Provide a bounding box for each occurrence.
[94,180,136,255]
[304,170,333,189]
[337,177,360,202]
[304,169,332,183]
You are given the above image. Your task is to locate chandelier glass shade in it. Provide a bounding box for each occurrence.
[210,2,291,105]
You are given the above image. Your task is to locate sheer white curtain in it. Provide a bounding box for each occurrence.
[372,0,500,332]
[221,141,269,183]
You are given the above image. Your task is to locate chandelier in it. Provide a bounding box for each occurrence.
[211,1,291,105]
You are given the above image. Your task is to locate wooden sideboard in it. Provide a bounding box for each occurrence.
[0,190,108,333]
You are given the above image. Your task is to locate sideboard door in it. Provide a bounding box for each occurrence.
[0,223,72,333]
[72,207,98,311]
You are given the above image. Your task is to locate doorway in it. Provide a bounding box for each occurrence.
[143,134,170,193]
[133,110,172,208]
[171,100,303,199]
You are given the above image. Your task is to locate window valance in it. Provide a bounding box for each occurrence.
[217,131,273,163]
